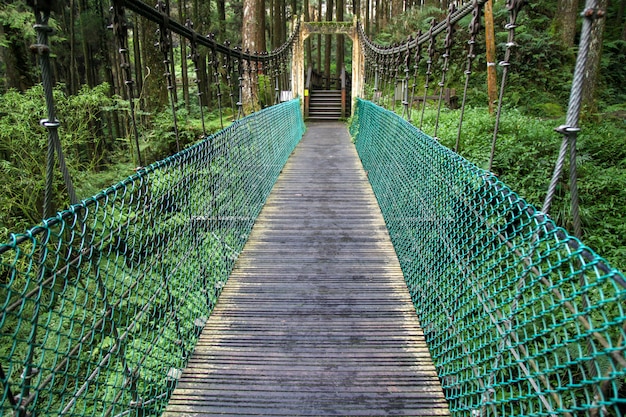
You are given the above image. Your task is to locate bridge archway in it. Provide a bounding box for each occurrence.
[291,19,365,116]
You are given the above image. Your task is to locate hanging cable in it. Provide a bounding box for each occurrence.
[156,0,180,152]
[433,4,456,140]
[401,38,412,120]
[488,0,525,171]
[111,0,143,167]
[186,18,207,136]
[419,19,437,129]
[455,0,483,153]
[31,2,79,212]
[543,0,603,239]
[236,47,245,119]
[407,30,423,123]
[209,34,224,129]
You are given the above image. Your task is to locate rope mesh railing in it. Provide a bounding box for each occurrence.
[351,98,626,417]
[0,100,305,417]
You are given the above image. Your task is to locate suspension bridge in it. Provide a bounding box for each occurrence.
[1,0,625,416]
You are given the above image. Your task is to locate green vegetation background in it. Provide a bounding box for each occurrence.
[0,1,625,267]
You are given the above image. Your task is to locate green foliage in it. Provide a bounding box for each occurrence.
[417,105,626,271]
[600,39,626,105]
[352,99,626,416]
[0,100,305,416]
[0,83,112,236]
[374,6,448,45]
[0,79,240,242]
[0,2,34,48]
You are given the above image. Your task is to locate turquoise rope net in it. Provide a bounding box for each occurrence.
[351,98,626,417]
[0,100,304,417]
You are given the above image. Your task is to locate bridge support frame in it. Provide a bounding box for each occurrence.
[292,18,364,116]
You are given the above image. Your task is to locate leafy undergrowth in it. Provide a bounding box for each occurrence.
[0,82,233,243]
[416,105,626,271]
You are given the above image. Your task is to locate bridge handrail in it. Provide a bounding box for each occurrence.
[356,0,486,56]
[351,98,626,417]
[0,100,305,417]
[121,0,299,61]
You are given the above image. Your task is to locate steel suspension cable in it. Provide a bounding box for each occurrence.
[542,0,603,240]
[433,4,456,141]
[420,19,437,130]
[31,5,79,210]
[407,31,422,122]
[186,18,207,136]
[401,39,412,120]
[111,0,143,167]
[455,0,483,153]
[488,0,525,171]
[156,0,181,152]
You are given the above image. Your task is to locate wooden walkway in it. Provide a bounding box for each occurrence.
[163,122,449,416]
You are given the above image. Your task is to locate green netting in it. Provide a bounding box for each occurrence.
[351,98,626,417]
[0,99,304,417]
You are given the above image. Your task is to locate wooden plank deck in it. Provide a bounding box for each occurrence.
[163,122,450,416]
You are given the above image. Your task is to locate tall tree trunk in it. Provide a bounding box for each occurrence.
[374,0,380,34]
[620,0,626,41]
[365,0,370,37]
[556,0,579,47]
[133,15,144,102]
[581,0,607,108]
[391,0,402,17]
[337,0,344,88]
[273,0,282,47]
[304,0,311,69]
[78,0,95,87]
[280,0,286,44]
[617,0,626,29]
[269,0,274,48]
[325,0,334,89]
[291,0,298,18]
[317,0,322,71]
[381,0,388,27]
[485,0,497,113]
[243,0,263,107]
[140,18,168,111]
[260,0,267,51]
[1,25,35,91]
[180,0,190,110]
[69,0,78,94]
[218,0,226,33]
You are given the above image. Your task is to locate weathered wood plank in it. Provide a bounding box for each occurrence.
[162,122,449,417]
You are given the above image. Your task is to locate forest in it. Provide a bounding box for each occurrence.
[1,0,626,416]
[0,0,626,267]
[0,0,625,263]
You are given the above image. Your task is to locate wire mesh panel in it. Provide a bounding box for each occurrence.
[351,98,626,417]
[0,100,305,417]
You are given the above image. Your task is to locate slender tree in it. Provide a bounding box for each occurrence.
[391,0,401,17]
[317,0,322,71]
[179,0,190,109]
[218,0,226,33]
[0,6,36,91]
[374,0,380,33]
[365,0,370,37]
[556,0,579,47]
[243,0,264,107]
[581,0,607,108]
[304,0,312,68]
[325,0,333,88]
[260,0,266,51]
[336,0,344,88]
